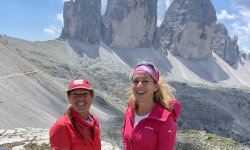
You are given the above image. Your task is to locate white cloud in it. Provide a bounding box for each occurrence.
[228,2,250,52]
[217,10,237,20]
[231,19,250,52]
[62,0,71,2]
[57,11,63,23]
[239,8,250,21]
[241,45,250,52]
[43,25,59,35]
[232,22,250,47]
[232,0,250,9]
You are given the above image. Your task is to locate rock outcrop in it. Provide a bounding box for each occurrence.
[102,0,157,48]
[241,52,250,61]
[154,0,217,59]
[61,0,102,45]
[212,24,240,65]
[60,0,242,65]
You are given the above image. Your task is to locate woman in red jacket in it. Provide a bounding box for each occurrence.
[49,79,101,150]
[122,61,181,150]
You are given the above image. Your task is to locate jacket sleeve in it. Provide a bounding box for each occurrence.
[49,123,71,149]
[157,115,176,150]
[122,109,128,150]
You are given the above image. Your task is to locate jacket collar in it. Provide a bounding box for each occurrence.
[149,98,181,122]
[127,103,172,122]
[64,107,99,127]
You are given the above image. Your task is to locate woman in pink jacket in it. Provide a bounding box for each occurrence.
[122,61,181,150]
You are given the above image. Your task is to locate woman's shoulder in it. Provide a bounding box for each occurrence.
[49,114,73,137]
[51,113,71,129]
[124,104,134,115]
[169,98,181,122]
[149,103,172,121]
[49,114,73,141]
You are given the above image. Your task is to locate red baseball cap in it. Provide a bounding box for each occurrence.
[67,79,93,93]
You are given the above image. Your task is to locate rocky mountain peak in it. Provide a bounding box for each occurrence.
[102,0,157,48]
[61,0,102,45]
[154,0,217,59]
[61,0,241,65]
[212,23,240,65]
[241,51,250,61]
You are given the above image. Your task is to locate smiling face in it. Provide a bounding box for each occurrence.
[131,72,158,105]
[68,88,93,119]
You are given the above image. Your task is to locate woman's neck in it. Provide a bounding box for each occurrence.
[79,113,88,120]
[136,100,155,116]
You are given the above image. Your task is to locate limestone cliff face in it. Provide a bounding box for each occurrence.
[60,1,74,39]
[212,24,240,65]
[60,0,242,65]
[61,0,102,45]
[154,0,217,59]
[102,0,157,48]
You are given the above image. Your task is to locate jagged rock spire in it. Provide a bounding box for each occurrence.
[102,0,158,48]
[61,0,102,45]
[154,0,217,59]
[212,24,240,65]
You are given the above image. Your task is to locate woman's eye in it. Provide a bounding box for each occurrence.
[83,93,90,97]
[133,80,139,84]
[132,80,149,85]
[71,92,90,98]
[72,93,79,97]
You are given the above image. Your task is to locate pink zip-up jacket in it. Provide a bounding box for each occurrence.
[122,98,181,150]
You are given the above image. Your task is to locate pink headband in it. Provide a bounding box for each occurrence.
[132,65,159,82]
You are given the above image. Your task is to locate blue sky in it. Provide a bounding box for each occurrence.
[0,0,249,52]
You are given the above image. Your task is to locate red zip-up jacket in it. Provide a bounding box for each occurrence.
[122,98,181,150]
[49,108,101,150]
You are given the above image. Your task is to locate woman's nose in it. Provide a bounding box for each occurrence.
[136,81,144,87]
